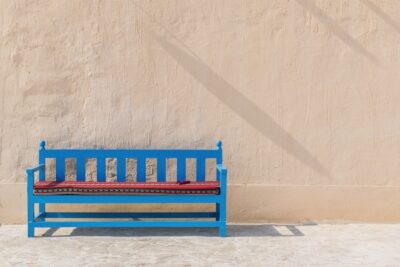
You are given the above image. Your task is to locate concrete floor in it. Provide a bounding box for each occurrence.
[0,223,399,266]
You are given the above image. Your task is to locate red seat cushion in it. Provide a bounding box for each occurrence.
[34,181,220,195]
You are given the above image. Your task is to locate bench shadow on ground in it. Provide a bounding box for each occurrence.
[41,222,316,237]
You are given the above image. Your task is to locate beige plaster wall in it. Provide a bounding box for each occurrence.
[1,0,400,223]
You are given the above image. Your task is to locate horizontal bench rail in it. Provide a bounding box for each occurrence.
[33,220,222,228]
[41,149,220,159]
[36,212,217,219]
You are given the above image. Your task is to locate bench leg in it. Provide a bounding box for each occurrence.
[218,201,227,237]
[219,224,226,237]
[28,223,35,238]
[27,196,35,238]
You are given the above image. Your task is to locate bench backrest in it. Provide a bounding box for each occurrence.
[38,140,223,182]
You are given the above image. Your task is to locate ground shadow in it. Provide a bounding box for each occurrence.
[156,37,330,176]
[40,223,315,237]
[41,227,59,237]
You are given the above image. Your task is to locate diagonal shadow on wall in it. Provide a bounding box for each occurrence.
[360,0,400,34]
[156,36,330,176]
[295,0,379,64]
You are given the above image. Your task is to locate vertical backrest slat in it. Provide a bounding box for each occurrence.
[55,157,65,182]
[216,140,223,180]
[117,157,126,182]
[97,157,106,182]
[177,157,186,182]
[76,157,86,181]
[157,157,166,182]
[39,141,46,181]
[196,157,206,182]
[137,157,146,182]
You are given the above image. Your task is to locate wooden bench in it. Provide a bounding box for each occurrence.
[26,140,227,237]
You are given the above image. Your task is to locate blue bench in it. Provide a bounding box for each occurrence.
[26,140,227,237]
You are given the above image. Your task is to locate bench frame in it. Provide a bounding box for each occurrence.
[27,141,227,237]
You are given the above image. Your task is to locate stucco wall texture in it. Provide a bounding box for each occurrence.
[1,0,400,224]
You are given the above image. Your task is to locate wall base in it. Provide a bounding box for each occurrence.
[1,183,399,224]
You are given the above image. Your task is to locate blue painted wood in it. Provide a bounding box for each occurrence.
[117,157,126,182]
[157,157,166,182]
[55,157,65,181]
[41,149,220,159]
[41,212,217,218]
[26,140,227,237]
[96,157,106,182]
[216,141,223,182]
[157,158,167,182]
[177,157,186,182]
[26,164,45,173]
[33,220,220,228]
[216,162,227,237]
[137,157,146,182]
[196,157,206,182]
[38,141,46,181]
[26,164,44,237]
[27,169,35,237]
[76,157,86,181]
[216,140,222,165]
[38,141,46,215]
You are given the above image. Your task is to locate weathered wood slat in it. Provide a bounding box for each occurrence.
[177,157,186,182]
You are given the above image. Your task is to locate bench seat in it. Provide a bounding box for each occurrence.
[34,181,220,195]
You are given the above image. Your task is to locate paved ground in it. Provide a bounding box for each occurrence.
[0,223,399,266]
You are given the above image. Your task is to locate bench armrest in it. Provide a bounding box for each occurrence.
[26,164,45,175]
[27,164,44,194]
